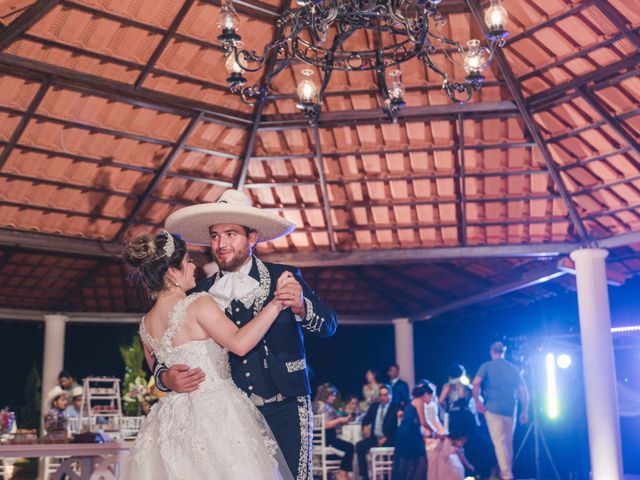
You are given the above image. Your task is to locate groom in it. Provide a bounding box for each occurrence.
[154,189,338,480]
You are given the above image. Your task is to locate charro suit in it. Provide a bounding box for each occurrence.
[156,256,337,480]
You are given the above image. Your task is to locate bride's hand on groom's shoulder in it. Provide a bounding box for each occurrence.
[274,271,304,315]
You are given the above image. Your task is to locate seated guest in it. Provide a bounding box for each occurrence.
[43,386,69,437]
[64,386,83,418]
[392,382,436,480]
[356,384,398,480]
[341,394,363,422]
[313,383,355,480]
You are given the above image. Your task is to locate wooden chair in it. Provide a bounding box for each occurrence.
[312,414,345,480]
[369,446,394,480]
[121,416,144,441]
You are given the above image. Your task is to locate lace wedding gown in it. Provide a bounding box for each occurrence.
[121,292,293,480]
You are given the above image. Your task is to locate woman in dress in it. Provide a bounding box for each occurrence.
[312,383,355,480]
[361,369,381,410]
[120,231,293,480]
[392,382,436,480]
[439,364,477,436]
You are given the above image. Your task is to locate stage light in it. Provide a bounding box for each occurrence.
[557,353,572,369]
[545,353,559,419]
[611,325,640,333]
[460,374,470,386]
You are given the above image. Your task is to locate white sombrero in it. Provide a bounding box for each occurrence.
[165,189,296,245]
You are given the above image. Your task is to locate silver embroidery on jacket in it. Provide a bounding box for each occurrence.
[286,359,306,373]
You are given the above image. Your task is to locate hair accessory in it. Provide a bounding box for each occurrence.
[159,230,175,259]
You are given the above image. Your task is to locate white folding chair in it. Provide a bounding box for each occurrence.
[312,414,345,480]
[0,458,15,480]
[369,446,394,480]
[121,416,145,441]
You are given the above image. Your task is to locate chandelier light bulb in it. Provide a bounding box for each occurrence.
[297,70,318,104]
[463,39,486,74]
[484,0,509,41]
[485,0,508,29]
[216,0,240,32]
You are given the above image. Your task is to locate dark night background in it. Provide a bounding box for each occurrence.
[2,275,640,478]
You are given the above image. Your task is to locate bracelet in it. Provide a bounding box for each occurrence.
[154,364,171,393]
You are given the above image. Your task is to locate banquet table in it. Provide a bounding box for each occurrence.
[0,442,130,479]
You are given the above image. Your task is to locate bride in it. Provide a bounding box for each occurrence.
[121,230,294,480]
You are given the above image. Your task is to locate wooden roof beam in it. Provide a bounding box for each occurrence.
[0,79,50,170]
[466,0,591,244]
[134,0,196,90]
[0,0,60,50]
[312,126,337,251]
[235,0,293,189]
[595,0,640,52]
[0,53,252,127]
[258,101,520,130]
[579,87,640,158]
[454,114,468,246]
[114,113,204,241]
[411,263,567,321]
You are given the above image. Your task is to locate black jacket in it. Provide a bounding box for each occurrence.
[361,401,399,445]
[192,257,337,398]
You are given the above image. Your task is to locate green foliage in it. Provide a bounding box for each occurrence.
[119,336,148,416]
[18,365,41,428]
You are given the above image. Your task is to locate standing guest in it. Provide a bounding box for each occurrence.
[473,342,529,480]
[439,364,476,435]
[425,381,447,480]
[361,369,381,409]
[43,386,69,436]
[387,364,410,409]
[313,383,354,480]
[64,386,83,418]
[356,384,398,480]
[57,370,79,393]
[391,382,436,480]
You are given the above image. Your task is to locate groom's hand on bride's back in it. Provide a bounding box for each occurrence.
[162,364,206,393]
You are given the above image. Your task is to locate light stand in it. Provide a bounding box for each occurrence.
[513,350,561,480]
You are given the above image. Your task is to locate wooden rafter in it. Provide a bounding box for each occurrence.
[0,0,60,51]
[578,87,640,158]
[134,0,194,91]
[312,126,337,251]
[594,0,640,52]
[0,78,50,169]
[235,0,293,190]
[454,114,467,246]
[466,0,590,244]
[0,53,251,127]
[114,113,204,240]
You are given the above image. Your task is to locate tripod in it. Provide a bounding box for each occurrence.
[513,407,561,480]
[513,355,561,480]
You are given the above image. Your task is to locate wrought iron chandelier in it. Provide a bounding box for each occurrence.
[217,0,509,124]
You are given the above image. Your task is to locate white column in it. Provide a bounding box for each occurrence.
[392,317,415,389]
[40,314,67,414]
[570,248,623,480]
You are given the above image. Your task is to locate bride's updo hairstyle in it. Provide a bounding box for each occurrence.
[122,230,187,299]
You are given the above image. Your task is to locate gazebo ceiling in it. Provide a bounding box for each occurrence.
[0,0,638,321]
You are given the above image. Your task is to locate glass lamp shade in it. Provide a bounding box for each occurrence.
[297,70,318,104]
[216,1,240,32]
[484,0,508,30]
[225,51,244,74]
[388,70,405,100]
[463,39,488,75]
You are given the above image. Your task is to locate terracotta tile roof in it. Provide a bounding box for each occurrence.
[0,0,638,320]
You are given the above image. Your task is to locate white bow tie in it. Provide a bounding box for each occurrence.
[208,272,264,311]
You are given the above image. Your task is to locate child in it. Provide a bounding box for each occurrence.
[433,432,475,480]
